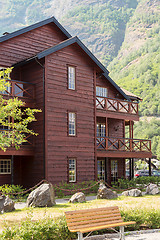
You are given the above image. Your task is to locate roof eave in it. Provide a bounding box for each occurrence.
[0,16,71,43]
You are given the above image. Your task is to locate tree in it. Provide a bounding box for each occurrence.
[0,68,41,151]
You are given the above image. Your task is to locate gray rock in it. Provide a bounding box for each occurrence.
[69,192,86,203]
[122,189,142,197]
[97,183,118,199]
[3,195,15,212]
[27,183,56,207]
[0,195,15,213]
[146,183,159,195]
[0,195,6,213]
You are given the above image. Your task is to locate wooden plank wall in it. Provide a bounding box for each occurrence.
[0,23,68,67]
[45,43,95,184]
[20,61,44,186]
[108,118,124,138]
[96,75,124,99]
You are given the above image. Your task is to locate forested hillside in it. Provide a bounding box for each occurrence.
[109,0,160,116]
[0,0,160,158]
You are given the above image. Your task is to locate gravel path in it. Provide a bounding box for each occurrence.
[86,229,160,240]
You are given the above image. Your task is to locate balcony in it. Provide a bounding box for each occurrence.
[1,79,35,107]
[96,97,138,116]
[0,130,34,155]
[97,137,151,153]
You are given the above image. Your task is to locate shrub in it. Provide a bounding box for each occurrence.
[0,215,77,240]
[54,180,99,198]
[0,184,26,200]
[113,176,160,190]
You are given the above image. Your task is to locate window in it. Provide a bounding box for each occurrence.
[96,86,107,97]
[69,159,76,182]
[97,123,106,149]
[97,160,105,181]
[68,66,75,90]
[96,87,107,109]
[68,112,76,136]
[0,159,11,174]
[111,160,118,183]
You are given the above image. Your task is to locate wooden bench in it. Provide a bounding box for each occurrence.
[65,206,136,240]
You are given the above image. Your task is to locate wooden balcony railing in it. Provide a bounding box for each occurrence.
[0,129,34,147]
[96,97,138,115]
[1,79,35,101]
[97,137,151,152]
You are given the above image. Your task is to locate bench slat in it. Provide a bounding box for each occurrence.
[66,213,121,224]
[65,206,119,216]
[70,221,136,233]
[68,219,124,231]
[67,216,123,228]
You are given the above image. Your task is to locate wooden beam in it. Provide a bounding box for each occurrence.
[96,110,139,121]
[97,151,152,158]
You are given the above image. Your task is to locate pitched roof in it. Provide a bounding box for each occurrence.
[37,36,109,75]
[0,16,71,43]
[121,88,142,101]
[13,36,130,101]
[36,37,131,100]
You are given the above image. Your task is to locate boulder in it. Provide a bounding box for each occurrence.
[0,195,15,213]
[0,195,6,213]
[122,189,142,197]
[27,183,56,207]
[69,192,86,203]
[97,183,118,199]
[145,183,159,195]
[3,195,15,212]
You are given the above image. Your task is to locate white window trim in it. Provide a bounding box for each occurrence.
[68,112,76,136]
[68,66,76,90]
[69,158,76,182]
[0,159,11,174]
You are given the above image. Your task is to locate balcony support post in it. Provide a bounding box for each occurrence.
[129,158,132,180]
[149,158,151,176]
[131,158,134,179]
[11,155,14,185]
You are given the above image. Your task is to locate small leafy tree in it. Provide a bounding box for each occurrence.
[0,68,41,151]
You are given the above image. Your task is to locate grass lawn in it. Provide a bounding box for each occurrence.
[0,194,160,232]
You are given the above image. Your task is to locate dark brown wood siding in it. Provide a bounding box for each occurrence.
[108,118,124,138]
[0,23,68,67]
[45,43,95,184]
[96,76,124,99]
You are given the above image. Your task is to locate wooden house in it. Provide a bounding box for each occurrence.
[0,17,152,187]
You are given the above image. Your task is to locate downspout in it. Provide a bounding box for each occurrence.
[35,58,46,179]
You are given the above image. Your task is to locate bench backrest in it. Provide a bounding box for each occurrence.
[65,206,123,232]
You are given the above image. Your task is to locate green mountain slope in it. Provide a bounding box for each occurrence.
[108,0,160,116]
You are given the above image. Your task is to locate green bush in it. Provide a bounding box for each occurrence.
[113,176,160,190]
[54,180,99,198]
[0,184,26,200]
[121,207,160,230]
[0,216,77,240]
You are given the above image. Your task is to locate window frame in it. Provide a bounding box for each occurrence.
[67,65,76,90]
[96,86,108,97]
[0,159,11,174]
[68,112,76,136]
[68,158,77,183]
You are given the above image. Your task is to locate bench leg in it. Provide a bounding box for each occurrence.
[77,232,83,240]
[120,226,125,240]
